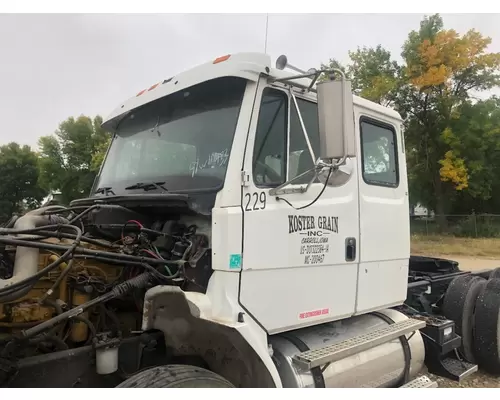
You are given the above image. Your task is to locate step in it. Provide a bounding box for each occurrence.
[441,357,478,382]
[400,376,438,388]
[292,318,426,370]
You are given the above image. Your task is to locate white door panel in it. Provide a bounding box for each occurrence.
[239,81,360,333]
[354,112,410,314]
[240,264,358,334]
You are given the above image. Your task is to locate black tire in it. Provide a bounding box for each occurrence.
[442,274,485,362]
[489,268,500,280]
[473,278,500,374]
[116,365,235,388]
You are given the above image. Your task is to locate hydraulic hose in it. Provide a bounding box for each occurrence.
[12,231,116,249]
[38,259,75,304]
[0,207,69,300]
[0,224,82,302]
[20,272,152,339]
[0,236,183,267]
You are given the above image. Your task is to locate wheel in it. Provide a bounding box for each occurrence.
[116,365,235,388]
[489,268,500,280]
[442,274,485,362]
[473,278,500,374]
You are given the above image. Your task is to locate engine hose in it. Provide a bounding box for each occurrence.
[12,231,116,249]
[0,243,79,298]
[0,236,183,267]
[0,224,82,301]
[38,259,75,305]
[30,334,69,351]
[40,298,69,338]
[0,223,79,237]
[71,315,97,343]
[68,205,100,225]
[0,333,69,358]
[19,272,152,340]
[68,255,179,280]
[68,204,134,225]
[99,304,121,336]
[1,215,19,229]
[40,205,87,215]
[41,298,63,316]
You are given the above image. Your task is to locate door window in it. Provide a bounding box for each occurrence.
[252,88,320,187]
[360,118,399,187]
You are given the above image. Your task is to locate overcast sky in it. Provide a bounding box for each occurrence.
[0,13,499,148]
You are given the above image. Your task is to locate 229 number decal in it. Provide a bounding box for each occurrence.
[244,192,266,211]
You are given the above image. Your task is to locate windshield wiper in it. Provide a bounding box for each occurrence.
[95,186,115,196]
[124,181,168,193]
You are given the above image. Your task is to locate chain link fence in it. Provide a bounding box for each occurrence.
[410,214,500,238]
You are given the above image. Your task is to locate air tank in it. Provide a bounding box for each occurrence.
[269,309,425,388]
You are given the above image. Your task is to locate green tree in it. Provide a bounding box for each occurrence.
[398,14,500,229]
[321,46,400,106]
[0,142,46,222]
[38,115,110,204]
[445,96,500,214]
[347,45,401,106]
[321,14,500,230]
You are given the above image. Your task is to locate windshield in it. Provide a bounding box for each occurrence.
[94,76,247,194]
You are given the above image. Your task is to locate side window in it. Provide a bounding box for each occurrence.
[289,98,320,183]
[252,88,287,187]
[360,118,399,187]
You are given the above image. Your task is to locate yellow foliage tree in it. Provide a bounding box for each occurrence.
[409,29,500,93]
[398,14,500,226]
[438,150,468,191]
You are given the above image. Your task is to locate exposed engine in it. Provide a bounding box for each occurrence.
[0,200,212,384]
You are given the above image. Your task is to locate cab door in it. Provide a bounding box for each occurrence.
[354,111,409,314]
[239,81,360,334]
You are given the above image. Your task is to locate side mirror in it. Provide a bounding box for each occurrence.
[316,77,355,161]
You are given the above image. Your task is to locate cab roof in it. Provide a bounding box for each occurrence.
[101,52,402,133]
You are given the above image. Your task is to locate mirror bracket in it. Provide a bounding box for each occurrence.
[269,159,344,197]
[267,67,351,197]
[269,68,345,93]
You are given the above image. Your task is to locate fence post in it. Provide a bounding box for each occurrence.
[473,210,478,238]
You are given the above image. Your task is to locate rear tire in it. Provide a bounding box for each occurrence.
[442,274,485,362]
[473,278,500,374]
[489,268,500,280]
[116,364,235,388]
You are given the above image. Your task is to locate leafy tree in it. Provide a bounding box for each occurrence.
[321,46,400,106]
[320,58,350,80]
[38,115,110,204]
[347,45,401,106]
[398,14,500,229]
[0,143,46,222]
[321,14,500,230]
[445,96,500,214]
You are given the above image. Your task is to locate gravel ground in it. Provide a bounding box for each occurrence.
[429,370,500,388]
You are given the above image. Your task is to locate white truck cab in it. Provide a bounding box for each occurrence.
[94,52,421,388]
[2,53,493,389]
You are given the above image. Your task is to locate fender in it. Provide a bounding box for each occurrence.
[141,284,282,388]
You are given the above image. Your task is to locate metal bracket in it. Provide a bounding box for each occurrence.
[269,166,319,196]
[268,67,346,94]
[241,170,250,187]
[292,318,426,370]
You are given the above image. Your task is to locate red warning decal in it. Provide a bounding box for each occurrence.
[299,308,330,320]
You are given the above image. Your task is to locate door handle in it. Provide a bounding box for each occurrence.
[345,238,356,262]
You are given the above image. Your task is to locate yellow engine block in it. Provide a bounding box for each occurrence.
[0,238,122,341]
